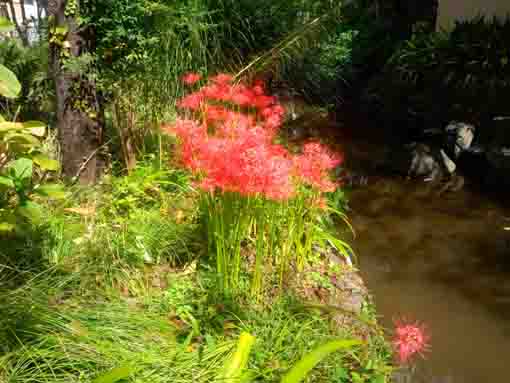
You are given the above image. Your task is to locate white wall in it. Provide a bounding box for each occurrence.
[438,0,510,30]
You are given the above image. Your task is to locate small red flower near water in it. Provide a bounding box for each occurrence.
[392,318,430,365]
[181,72,202,86]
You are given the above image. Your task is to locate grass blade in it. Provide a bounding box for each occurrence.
[281,339,361,383]
[217,332,255,382]
[92,365,138,383]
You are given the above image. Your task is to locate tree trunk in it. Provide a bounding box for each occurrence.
[48,0,105,184]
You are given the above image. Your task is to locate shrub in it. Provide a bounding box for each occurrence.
[279,4,400,106]
[0,39,54,121]
[376,16,510,130]
[0,27,64,235]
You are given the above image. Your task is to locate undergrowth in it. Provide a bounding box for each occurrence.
[0,158,392,382]
[0,269,391,383]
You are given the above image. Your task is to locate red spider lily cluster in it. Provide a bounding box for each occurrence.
[392,318,430,365]
[164,73,342,200]
[181,72,202,86]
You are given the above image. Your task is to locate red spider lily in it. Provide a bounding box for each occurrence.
[229,84,256,107]
[294,143,343,192]
[217,112,257,137]
[167,118,294,199]
[181,72,202,86]
[210,73,234,85]
[252,78,266,91]
[392,318,430,365]
[253,95,276,109]
[177,92,205,111]
[202,83,231,102]
[253,84,265,96]
[203,105,230,124]
[167,73,343,200]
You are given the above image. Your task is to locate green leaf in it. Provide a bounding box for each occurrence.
[0,121,24,132]
[371,374,387,383]
[0,64,21,99]
[54,25,69,36]
[0,222,15,232]
[0,175,14,188]
[92,365,138,383]
[9,158,33,180]
[217,332,256,382]
[17,200,43,224]
[281,339,361,383]
[34,184,67,199]
[33,154,60,171]
[4,132,41,153]
[22,121,46,137]
[0,17,14,33]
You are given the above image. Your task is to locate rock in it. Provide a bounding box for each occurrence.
[377,121,479,192]
[289,244,371,333]
[439,149,456,174]
[445,121,476,157]
[408,143,445,181]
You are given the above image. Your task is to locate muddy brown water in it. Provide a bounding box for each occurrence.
[348,177,510,382]
[285,105,510,381]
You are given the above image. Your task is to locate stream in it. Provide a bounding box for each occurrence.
[348,167,510,382]
[284,100,510,381]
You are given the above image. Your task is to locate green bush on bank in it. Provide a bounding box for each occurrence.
[373,16,510,128]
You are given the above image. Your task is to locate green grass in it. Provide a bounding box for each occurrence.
[0,269,391,383]
[0,298,234,383]
[0,157,392,383]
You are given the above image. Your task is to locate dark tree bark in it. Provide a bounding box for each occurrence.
[48,0,105,184]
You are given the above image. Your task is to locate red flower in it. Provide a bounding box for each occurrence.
[203,105,229,124]
[392,318,430,365]
[165,72,344,201]
[229,84,256,107]
[294,142,343,192]
[253,95,276,109]
[202,83,231,101]
[181,72,202,86]
[210,73,233,85]
[252,78,266,92]
[177,92,205,110]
